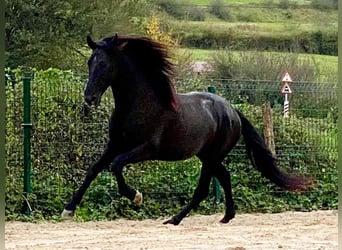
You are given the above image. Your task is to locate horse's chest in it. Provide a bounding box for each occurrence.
[119,120,156,145]
[112,110,166,147]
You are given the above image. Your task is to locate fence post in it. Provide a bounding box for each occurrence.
[22,70,33,215]
[262,101,275,155]
[207,86,221,203]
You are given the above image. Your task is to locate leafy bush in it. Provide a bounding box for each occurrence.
[179,29,337,56]
[207,50,337,118]
[209,0,232,21]
[310,0,338,10]
[185,7,206,22]
[155,0,205,21]
[156,0,184,19]
[279,0,290,9]
[6,68,337,222]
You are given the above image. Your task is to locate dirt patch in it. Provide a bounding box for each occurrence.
[5,210,337,250]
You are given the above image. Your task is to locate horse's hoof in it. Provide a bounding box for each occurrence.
[133,190,143,206]
[163,217,181,226]
[220,214,235,224]
[61,209,75,220]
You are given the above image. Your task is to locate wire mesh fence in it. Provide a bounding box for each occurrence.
[5,70,337,218]
[208,79,337,180]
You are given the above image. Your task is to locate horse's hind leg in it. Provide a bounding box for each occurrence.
[212,163,235,223]
[163,163,212,225]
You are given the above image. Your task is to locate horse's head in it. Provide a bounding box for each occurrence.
[85,34,125,106]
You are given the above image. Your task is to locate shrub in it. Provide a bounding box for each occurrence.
[179,29,337,56]
[209,50,322,81]
[185,6,206,21]
[310,0,338,10]
[209,0,232,21]
[279,0,290,9]
[208,51,337,119]
[6,68,337,221]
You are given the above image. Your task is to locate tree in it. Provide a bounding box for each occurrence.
[5,0,96,71]
[5,0,151,72]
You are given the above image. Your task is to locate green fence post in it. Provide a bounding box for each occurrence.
[207,86,221,203]
[22,70,33,215]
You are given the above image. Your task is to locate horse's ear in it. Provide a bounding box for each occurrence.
[108,34,118,47]
[108,34,127,51]
[87,35,97,50]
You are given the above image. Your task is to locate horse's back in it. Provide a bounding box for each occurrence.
[178,92,240,124]
[158,92,241,162]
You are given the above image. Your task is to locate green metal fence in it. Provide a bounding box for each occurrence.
[5,70,337,217]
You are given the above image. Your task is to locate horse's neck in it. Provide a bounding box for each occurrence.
[111,79,163,115]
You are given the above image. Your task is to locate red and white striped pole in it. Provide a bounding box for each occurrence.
[280,71,293,118]
[283,93,289,118]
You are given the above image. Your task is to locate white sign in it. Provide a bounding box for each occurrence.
[281,82,292,94]
[282,71,293,82]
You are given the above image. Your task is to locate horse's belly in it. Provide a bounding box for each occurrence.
[157,125,213,161]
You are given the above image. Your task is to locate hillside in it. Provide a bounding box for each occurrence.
[155,0,337,56]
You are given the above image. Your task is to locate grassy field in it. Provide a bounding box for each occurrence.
[169,0,312,5]
[171,20,336,39]
[160,0,337,48]
[177,48,338,81]
[157,0,337,80]
[167,3,338,26]
[181,48,337,64]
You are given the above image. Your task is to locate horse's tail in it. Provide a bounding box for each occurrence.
[236,109,312,192]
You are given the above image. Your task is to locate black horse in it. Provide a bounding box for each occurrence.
[62,34,311,225]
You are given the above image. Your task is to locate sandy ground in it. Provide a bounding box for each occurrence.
[5,210,338,250]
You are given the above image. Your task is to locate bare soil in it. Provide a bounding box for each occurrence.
[5,210,338,250]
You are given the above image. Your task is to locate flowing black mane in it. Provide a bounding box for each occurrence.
[104,35,179,110]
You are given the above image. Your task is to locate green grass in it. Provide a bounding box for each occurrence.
[166,3,337,42]
[168,6,337,27]
[177,48,337,80]
[172,20,336,37]
[170,0,311,5]
[160,0,337,79]
[179,48,336,64]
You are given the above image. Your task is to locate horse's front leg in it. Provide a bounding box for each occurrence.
[61,141,116,219]
[110,142,156,206]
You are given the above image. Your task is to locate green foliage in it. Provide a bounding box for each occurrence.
[156,0,206,21]
[179,29,337,55]
[279,0,290,9]
[207,50,337,120]
[5,0,94,71]
[6,68,337,222]
[5,0,338,73]
[310,0,338,10]
[5,0,150,72]
[209,0,232,21]
[209,50,323,81]
[228,103,337,212]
